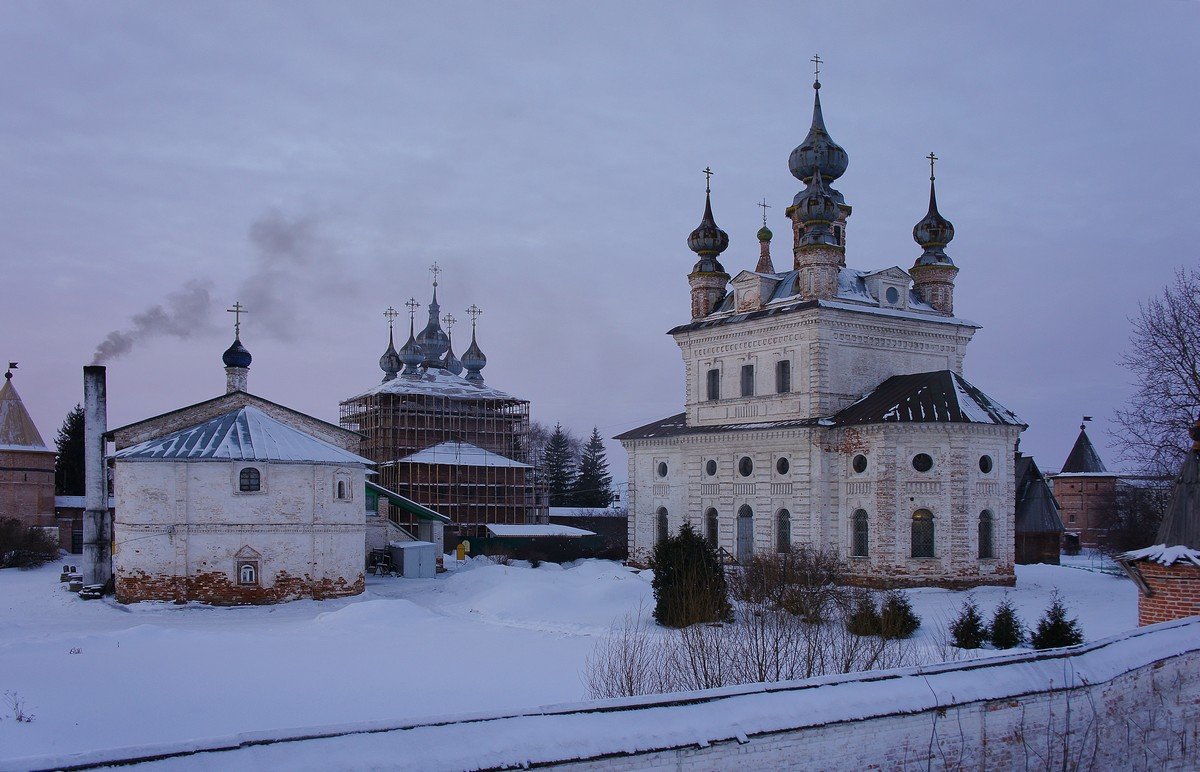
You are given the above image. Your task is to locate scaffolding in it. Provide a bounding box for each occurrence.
[340,385,546,538]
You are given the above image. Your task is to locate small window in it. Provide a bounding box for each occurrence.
[706,369,720,401]
[337,480,347,500]
[236,561,259,586]
[979,455,993,474]
[705,459,717,476]
[979,511,995,559]
[740,364,755,397]
[738,456,754,477]
[776,360,791,394]
[911,510,935,558]
[912,453,933,473]
[885,286,900,304]
[833,225,842,245]
[705,508,718,545]
[656,461,668,478]
[852,454,868,474]
[776,457,790,475]
[656,508,669,544]
[776,510,792,553]
[852,509,869,557]
[239,467,261,492]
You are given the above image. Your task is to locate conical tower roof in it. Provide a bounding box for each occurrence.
[1061,423,1108,473]
[0,373,50,452]
[1155,420,1200,550]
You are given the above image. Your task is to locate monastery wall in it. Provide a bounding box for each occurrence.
[113,460,365,603]
[0,447,56,527]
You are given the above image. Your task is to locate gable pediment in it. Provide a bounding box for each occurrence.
[235,545,262,560]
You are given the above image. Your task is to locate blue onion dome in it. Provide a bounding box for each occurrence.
[687,190,729,273]
[913,176,956,265]
[757,224,773,242]
[789,80,849,185]
[222,336,252,368]
[442,332,464,376]
[416,287,450,366]
[379,330,402,382]
[398,323,424,373]
[462,331,487,383]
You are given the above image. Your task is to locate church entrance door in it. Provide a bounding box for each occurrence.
[736,505,754,564]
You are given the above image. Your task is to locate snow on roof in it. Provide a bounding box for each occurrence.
[0,378,50,452]
[485,524,596,538]
[547,506,626,518]
[112,406,373,465]
[832,370,1023,427]
[1119,544,1200,567]
[393,441,530,469]
[349,367,522,403]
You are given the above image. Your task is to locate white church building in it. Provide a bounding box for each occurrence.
[617,69,1025,588]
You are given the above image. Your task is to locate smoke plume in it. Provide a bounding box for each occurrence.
[92,280,216,364]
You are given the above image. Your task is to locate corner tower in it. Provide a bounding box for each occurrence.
[686,168,731,320]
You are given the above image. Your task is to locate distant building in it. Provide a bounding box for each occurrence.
[340,273,542,545]
[1013,454,1064,565]
[1049,422,1118,549]
[0,365,56,531]
[617,70,1024,588]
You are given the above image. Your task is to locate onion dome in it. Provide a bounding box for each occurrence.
[416,286,451,367]
[913,169,955,266]
[379,328,402,382]
[687,187,729,274]
[757,224,773,242]
[793,169,842,248]
[462,329,487,383]
[789,79,849,185]
[398,319,424,375]
[222,336,252,368]
[442,331,464,376]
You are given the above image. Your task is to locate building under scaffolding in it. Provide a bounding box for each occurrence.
[340,278,545,541]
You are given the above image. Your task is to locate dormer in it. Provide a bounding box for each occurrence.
[862,267,912,310]
[731,270,780,313]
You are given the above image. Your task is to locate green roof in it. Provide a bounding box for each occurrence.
[366,481,451,523]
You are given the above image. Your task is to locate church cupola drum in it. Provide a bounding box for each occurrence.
[687,167,731,320]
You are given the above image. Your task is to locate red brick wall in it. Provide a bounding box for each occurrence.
[1137,561,1200,626]
[0,448,56,527]
[116,569,365,605]
[1052,476,1116,547]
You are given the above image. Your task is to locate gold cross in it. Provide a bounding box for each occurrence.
[702,166,713,193]
[927,151,938,181]
[429,262,441,287]
[383,306,399,330]
[404,297,421,321]
[442,313,456,332]
[758,198,771,227]
[466,304,482,331]
[811,53,822,81]
[226,301,246,337]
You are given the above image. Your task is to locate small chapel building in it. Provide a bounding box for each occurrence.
[617,67,1025,588]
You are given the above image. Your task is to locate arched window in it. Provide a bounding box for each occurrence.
[239,467,261,492]
[852,509,869,557]
[911,510,935,558]
[736,505,754,563]
[336,480,346,500]
[237,561,258,586]
[978,510,995,559]
[656,508,669,544]
[705,508,718,545]
[776,510,791,553]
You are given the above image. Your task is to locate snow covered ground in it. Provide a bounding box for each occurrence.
[0,556,1136,764]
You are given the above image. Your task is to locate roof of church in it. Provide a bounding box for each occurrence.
[348,367,524,404]
[669,267,979,335]
[0,376,51,453]
[389,440,530,469]
[113,406,373,465]
[830,370,1024,427]
[1014,455,1064,534]
[1059,425,1109,474]
[614,412,820,442]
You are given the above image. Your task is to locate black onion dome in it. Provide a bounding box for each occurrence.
[222,337,252,368]
[416,287,450,365]
[687,191,729,256]
[379,330,402,380]
[442,332,464,376]
[913,176,955,265]
[793,168,841,224]
[399,323,424,370]
[789,82,849,184]
[462,334,486,372]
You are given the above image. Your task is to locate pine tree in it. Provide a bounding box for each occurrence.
[54,404,86,496]
[542,423,577,507]
[949,598,988,649]
[845,590,881,637]
[988,597,1025,649]
[650,523,731,627]
[879,590,921,640]
[1030,593,1084,650]
[570,428,613,508]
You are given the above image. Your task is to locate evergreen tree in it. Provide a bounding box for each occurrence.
[1030,594,1084,650]
[845,590,881,637]
[650,523,731,627]
[54,404,86,496]
[570,428,613,507]
[542,423,577,506]
[879,590,921,640]
[988,597,1025,649]
[949,598,988,649]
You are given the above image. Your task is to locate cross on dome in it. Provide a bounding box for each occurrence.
[405,297,421,321]
[226,301,247,338]
[442,313,456,331]
[702,166,713,194]
[927,151,938,181]
[429,261,441,288]
[811,53,822,84]
[384,306,399,330]
[758,198,771,227]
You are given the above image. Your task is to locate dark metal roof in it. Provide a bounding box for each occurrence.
[830,370,1024,427]
[614,412,821,442]
[668,299,819,335]
[1015,455,1064,534]
[1156,449,1200,550]
[1060,426,1109,473]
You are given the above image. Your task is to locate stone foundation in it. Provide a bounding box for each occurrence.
[116,569,364,605]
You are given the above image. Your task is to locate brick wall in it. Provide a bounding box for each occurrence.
[1137,561,1200,626]
[0,447,56,527]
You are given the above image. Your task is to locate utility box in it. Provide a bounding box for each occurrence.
[389,541,436,579]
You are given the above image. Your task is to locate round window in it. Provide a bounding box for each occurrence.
[979,455,993,474]
[738,456,754,477]
[776,457,790,475]
[705,459,717,476]
[912,453,933,473]
[656,462,668,478]
[886,286,900,304]
[852,454,868,474]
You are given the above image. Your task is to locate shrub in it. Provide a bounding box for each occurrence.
[650,523,731,627]
[729,547,848,623]
[845,590,881,636]
[949,598,987,649]
[1031,594,1084,650]
[989,598,1025,649]
[0,518,60,569]
[879,590,920,640]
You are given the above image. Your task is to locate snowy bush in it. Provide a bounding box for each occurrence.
[878,590,920,640]
[949,598,988,649]
[1031,593,1084,650]
[649,523,730,628]
[845,590,881,637]
[0,518,59,569]
[729,547,848,623]
[988,597,1025,649]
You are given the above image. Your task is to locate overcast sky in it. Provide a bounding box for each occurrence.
[3,1,1198,488]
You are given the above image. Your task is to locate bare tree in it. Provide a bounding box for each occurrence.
[1114,267,1200,475]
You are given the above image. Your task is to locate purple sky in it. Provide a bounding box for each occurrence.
[3,2,1198,487]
